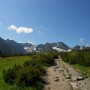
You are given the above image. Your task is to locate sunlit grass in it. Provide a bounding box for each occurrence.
[0,56,32,90]
[73,64,90,77]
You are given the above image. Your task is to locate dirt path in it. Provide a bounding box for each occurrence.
[43,55,90,90]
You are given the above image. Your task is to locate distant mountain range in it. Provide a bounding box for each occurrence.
[72,45,90,51]
[0,37,90,55]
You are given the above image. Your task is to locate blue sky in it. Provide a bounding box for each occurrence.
[0,0,90,46]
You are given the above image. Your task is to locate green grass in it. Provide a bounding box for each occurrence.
[0,56,34,90]
[73,64,90,77]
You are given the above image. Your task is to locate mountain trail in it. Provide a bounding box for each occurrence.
[43,55,90,90]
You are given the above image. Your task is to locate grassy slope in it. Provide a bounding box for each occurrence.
[73,64,90,77]
[0,56,33,90]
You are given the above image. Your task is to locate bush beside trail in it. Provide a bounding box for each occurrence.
[3,52,58,90]
[60,51,90,67]
[60,50,90,77]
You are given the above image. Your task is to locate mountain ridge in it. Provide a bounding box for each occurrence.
[0,37,89,55]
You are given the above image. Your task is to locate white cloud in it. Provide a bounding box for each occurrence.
[16,27,33,33]
[7,25,33,34]
[8,25,17,30]
[80,38,84,43]
[18,41,33,44]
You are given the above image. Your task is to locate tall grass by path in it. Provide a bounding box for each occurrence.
[73,64,90,77]
[0,56,31,90]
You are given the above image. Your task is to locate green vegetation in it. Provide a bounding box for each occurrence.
[0,56,30,90]
[73,64,90,77]
[60,50,90,77]
[0,52,58,90]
